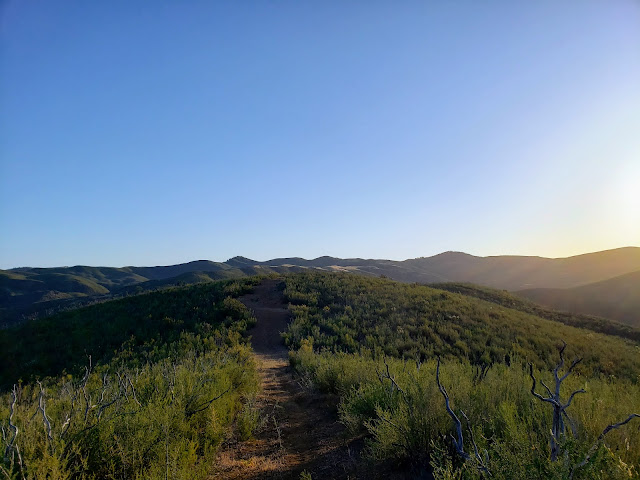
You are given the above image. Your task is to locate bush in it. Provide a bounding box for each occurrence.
[290,348,640,479]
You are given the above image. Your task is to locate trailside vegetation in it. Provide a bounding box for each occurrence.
[284,272,640,478]
[0,278,262,480]
[290,347,639,479]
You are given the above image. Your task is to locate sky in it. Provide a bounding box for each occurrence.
[1,1,639,268]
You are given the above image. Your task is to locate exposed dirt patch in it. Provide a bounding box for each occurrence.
[209,279,372,479]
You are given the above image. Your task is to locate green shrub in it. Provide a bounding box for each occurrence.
[291,348,640,479]
[0,278,262,480]
[283,272,640,382]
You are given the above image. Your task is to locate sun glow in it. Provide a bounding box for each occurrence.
[605,161,640,241]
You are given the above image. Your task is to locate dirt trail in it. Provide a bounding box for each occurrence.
[209,279,363,479]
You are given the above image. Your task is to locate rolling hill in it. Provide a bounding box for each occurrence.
[2,246,639,326]
[516,270,640,328]
[430,282,640,341]
[1,272,639,478]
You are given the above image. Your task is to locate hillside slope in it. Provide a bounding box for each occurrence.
[282,272,640,381]
[0,277,262,480]
[430,282,640,342]
[405,246,640,289]
[283,272,640,478]
[517,270,640,328]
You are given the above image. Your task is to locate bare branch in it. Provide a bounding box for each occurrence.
[559,357,583,383]
[563,388,586,409]
[126,374,142,407]
[81,356,93,425]
[60,379,79,438]
[593,413,640,444]
[528,364,556,405]
[561,410,578,438]
[472,363,492,386]
[97,390,121,420]
[436,358,469,460]
[185,387,231,417]
[0,463,16,480]
[4,385,25,480]
[553,341,567,385]
[97,374,109,405]
[570,414,640,479]
[539,379,554,399]
[530,342,585,462]
[376,357,406,398]
[36,382,54,447]
[4,386,18,462]
[461,410,491,476]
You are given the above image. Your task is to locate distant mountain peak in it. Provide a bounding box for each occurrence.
[225,256,258,266]
[434,251,476,257]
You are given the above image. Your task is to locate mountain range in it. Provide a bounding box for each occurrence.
[2,246,639,327]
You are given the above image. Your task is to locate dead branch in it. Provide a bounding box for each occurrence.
[116,373,129,403]
[569,414,640,479]
[436,358,492,476]
[36,382,53,447]
[529,364,556,405]
[125,374,142,407]
[60,379,80,438]
[97,374,109,405]
[376,357,407,398]
[436,358,469,461]
[0,464,12,480]
[473,363,492,385]
[97,388,122,421]
[81,356,93,425]
[529,341,585,462]
[3,386,18,462]
[461,410,491,476]
[3,385,25,479]
[185,386,231,417]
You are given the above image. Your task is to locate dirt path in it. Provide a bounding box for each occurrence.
[209,279,364,479]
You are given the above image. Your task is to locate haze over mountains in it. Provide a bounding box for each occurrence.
[517,270,640,327]
[2,247,639,327]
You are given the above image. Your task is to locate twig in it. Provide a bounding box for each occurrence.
[36,382,54,447]
[185,387,231,417]
[437,358,492,476]
[436,358,469,461]
[376,357,406,398]
[569,414,640,479]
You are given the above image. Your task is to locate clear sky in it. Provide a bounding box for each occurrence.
[1,1,639,268]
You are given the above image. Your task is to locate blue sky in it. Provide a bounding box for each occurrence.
[2,1,639,268]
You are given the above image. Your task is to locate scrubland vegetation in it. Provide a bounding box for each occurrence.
[0,278,263,479]
[284,273,640,478]
[1,271,638,479]
[283,273,640,380]
[431,282,640,343]
[290,347,639,478]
